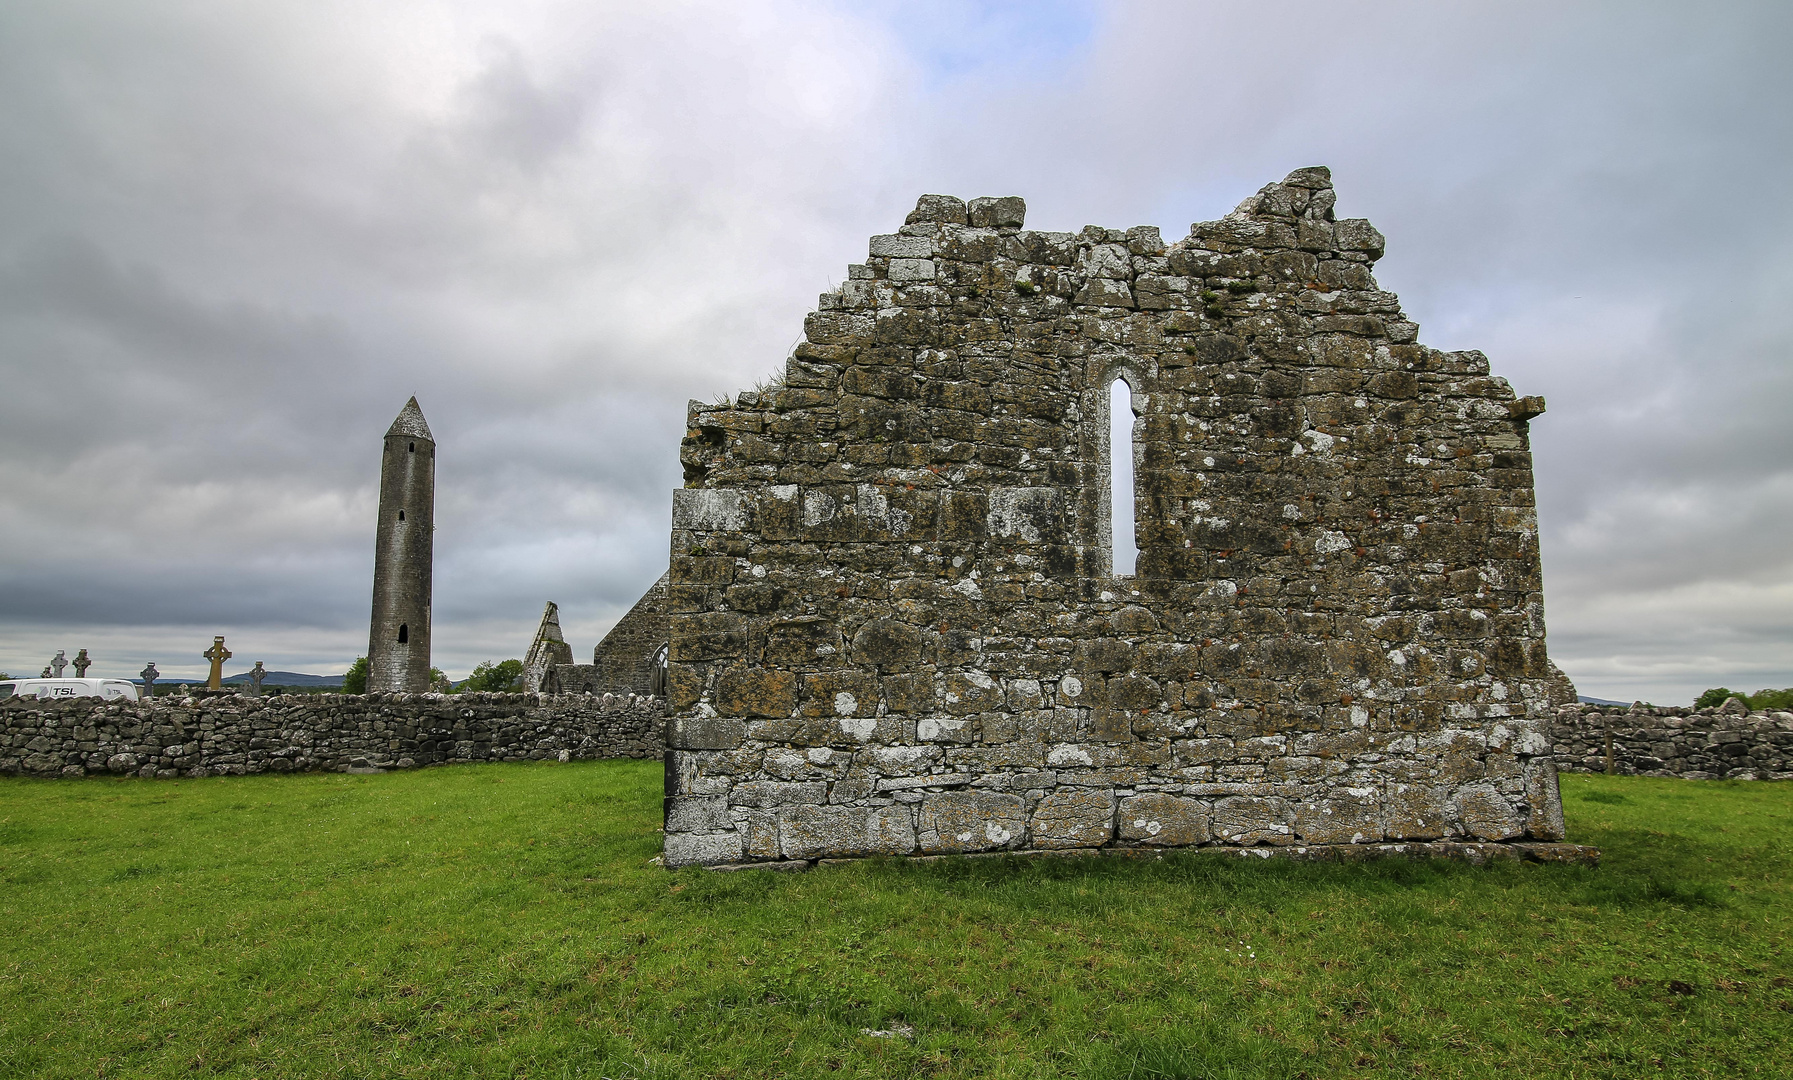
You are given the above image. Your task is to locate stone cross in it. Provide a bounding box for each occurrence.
[248,661,267,696]
[203,636,232,690]
[40,667,50,678]
[140,662,160,698]
[72,649,91,677]
[49,651,67,678]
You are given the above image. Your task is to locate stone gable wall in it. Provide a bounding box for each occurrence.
[1552,702,1793,780]
[588,572,671,696]
[662,168,1570,868]
[0,693,663,779]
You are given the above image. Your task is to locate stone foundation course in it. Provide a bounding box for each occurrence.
[708,839,1600,872]
[1552,700,1793,780]
[0,692,664,779]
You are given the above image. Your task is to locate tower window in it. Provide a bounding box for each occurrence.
[398,510,405,521]
[397,623,409,644]
[408,442,415,452]
[1109,375,1138,576]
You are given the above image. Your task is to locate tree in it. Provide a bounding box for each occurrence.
[459,659,524,693]
[1695,686,1793,710]
[342,656,369,695]
[1748,688,1793,711]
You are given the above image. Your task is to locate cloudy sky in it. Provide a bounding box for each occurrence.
[1,1,1786,704]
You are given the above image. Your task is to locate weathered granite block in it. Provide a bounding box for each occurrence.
[1384,784,1450,841]
[778,804,915,859]
[666,716,747,750]
[665,830,743,868]
[1211,796,1295,846]
[918,790,1027,853]
[1452,784,1525,841]
[715,669,798,717]
[1294,789,1384,845]
[1031,788,1116,848]
[1118,793,1210,846]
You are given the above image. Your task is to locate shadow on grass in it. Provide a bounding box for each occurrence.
[671,835,1731,918]
[1564,828,1728,909]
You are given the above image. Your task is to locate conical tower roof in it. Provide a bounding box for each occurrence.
[385,396,434,441]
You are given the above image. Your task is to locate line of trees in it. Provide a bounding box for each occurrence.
[1695,687,1793,711]
[340,657,523,694]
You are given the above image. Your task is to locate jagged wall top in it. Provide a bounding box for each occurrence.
[892,166,1367,256]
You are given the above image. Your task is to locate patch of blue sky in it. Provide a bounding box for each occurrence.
[853,0,1103,83]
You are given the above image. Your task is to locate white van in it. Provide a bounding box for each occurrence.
[0,678,142,701]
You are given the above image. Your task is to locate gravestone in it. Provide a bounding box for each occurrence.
[248,661,267,696]
[49,651,67,678]
[203,637,232,690]
[140,662,160,698]
[72,649,91,677]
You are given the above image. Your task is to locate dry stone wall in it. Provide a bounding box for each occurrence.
[1552,700,1793,780]
[661,167,1573,868]
[0,692,663,779]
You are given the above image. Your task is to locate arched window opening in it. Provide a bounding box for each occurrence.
[408,441,415,453]
[1110,376,1138,576]
[397,509,405,522]
[649,643,670,698]
[397,623,409,644]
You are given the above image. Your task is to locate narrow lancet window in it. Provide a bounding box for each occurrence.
[397,623,409,644]
[1110,376,1137,576]
[397,510,405,521]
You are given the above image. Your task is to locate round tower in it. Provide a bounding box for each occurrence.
[367,397,435,693]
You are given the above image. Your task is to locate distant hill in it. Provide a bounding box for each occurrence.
[138,667,344,685]
[120,671,343,687]
[218,667,344,685]
[1577,695,1632,706]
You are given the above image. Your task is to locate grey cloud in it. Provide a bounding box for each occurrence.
[0,1,1786,701]
[0,0,911,680]
[877,1,1793,703]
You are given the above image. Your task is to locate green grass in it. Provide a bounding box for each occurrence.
[1,765,1788,1079]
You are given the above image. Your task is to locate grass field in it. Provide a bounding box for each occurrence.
[1,762,1788,1079]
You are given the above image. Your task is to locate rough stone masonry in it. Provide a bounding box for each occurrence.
[662,167,1578,868]
[1553,698,1793,780]
[1,692,663,778]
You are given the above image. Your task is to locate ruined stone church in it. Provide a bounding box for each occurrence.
[660,167,1575,868]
